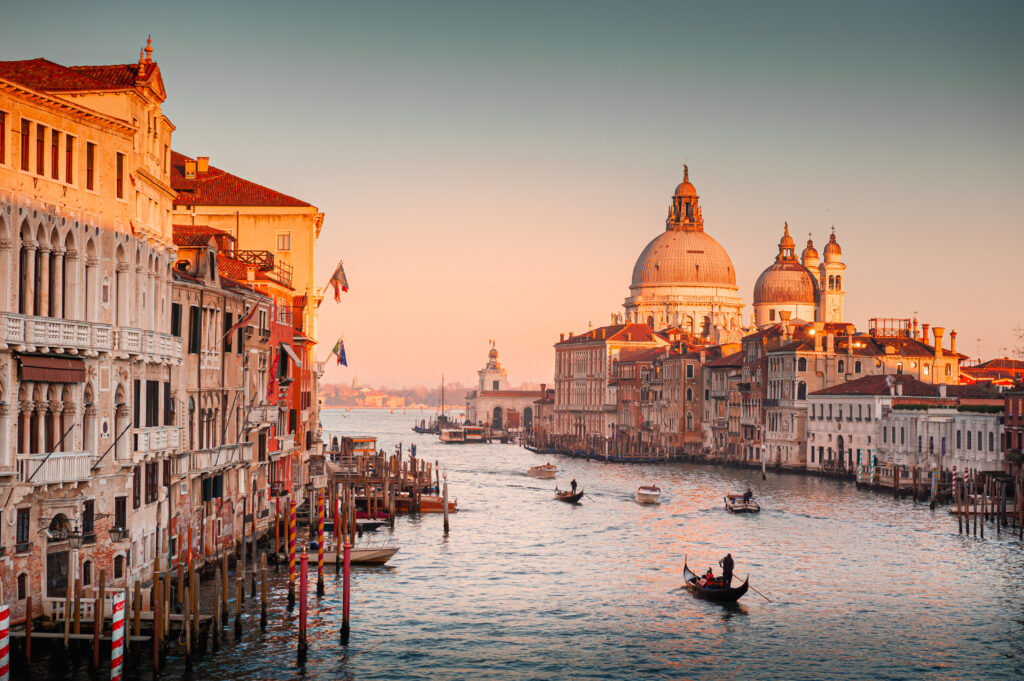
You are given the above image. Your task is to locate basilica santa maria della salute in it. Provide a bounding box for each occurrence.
[622,166,846,335]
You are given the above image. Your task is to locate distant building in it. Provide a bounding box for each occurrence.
[464,343,543,430]
[1004,387,1024,473]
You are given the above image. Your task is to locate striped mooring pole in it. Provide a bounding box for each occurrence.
[317,491,325,594]
[288,498,297,605]
[0,604,9,681]
[110,592,125,681]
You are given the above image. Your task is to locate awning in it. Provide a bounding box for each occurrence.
[280,343,302,368]
[19,356,86,383]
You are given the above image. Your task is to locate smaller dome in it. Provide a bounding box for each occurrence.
[754,261,817,305]
[824,230,842,262]
[674,164,697,198]
[802,237,818,261]
[779,222,795,251]
[488,347,499,360]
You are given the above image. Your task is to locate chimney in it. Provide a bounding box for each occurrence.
[247,265,256,282]
[540,383,546,394]
[938,384,947,398]
[826,331,835,354]
[569,332,574,339]
[812,322,823,352]
[184,160,197,179]
[780,310,792,340]
[922,323,930,344]
[913,318,919,340]
[933,327,945,358]
[197,156,210,173]
[560,333,564,342]
[611,313,616,324]
[895,382,903,397]
[700,348,707,364]
[950,329,957,355]
[602,329,606,339]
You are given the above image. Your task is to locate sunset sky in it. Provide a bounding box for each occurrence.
[8,1,1022,387]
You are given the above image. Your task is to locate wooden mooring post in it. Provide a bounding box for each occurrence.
[235,577,244,638]
[92,569,106,668]
[213,567,221,649]
[260,552,268,629]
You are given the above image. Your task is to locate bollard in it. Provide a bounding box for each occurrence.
[110,592,125,681]
[260,553,268,629]
[133,581,142,641]
[299,549,308,657]
[93,569,106,668]
[213,568,221,649]
[288,499,297,606]
[274,498,281,573]
[443,477,450,535]
[183,586,191,658]
[152,579,161,673]
[0,605,10,681]
[24,596,30,666]
[235,578,243,638]
[221,554,230,621]
[317,491,325,595]
[341,531,351,644]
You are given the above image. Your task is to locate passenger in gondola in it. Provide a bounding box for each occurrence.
[703,567,715,587]
[570,479,578,495]
[743,488,753,504]
[719,553,734,586]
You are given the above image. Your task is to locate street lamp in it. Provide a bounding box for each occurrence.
[108,526,130,543]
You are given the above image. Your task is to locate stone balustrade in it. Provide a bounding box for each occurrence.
[17,451,93,485]
[190,442,253,473]
[114,328,183,364]
[0,312,113,353]
[133,426,182,454]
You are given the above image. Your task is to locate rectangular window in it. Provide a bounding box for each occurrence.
[277,232,291,251]
[188,305,201,353]
[65,135,74,183]
[145,461,158,503]
[50,129,59,179]
[170,302,182,336]
[20,119,30,170]
[224,312,233,352]
[146,380,160,427]
[114,496,127,529]
[133,379,141,428]
[163,381,173,426]
[16,508,29,545]
[82,500,95,535]
[36,123,45,175]
[133,466,141,508]
[86,142,95,190]
[116,152,125,198]
[163,459,171,487]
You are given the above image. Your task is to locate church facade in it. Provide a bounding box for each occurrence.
[464,344,544,431]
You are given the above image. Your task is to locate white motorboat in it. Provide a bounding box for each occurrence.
[528,464,558,478]
[635,485,661,504]
[724,493,760,513]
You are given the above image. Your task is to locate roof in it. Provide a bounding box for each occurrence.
[479,390,544,398]
[172,224,233,248]
[171,151,312,208]
[706,351,743,368]
[973,357,1024,374]
[810,374,994,399]
[557,323,669,346]
[0,58,157,92]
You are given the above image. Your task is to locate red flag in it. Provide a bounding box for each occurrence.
[225,305,258,339]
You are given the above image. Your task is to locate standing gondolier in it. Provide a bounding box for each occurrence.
[570,479,578,495]
[719,553,734,586]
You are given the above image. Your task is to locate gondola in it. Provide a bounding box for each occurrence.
[554,488,584,504]
[682,561,749,603]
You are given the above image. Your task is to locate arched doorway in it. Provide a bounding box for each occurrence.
[523,407,533,430]
[492,407,503,430]
[46,514,72,598]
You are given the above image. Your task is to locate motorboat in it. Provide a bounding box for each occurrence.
[724,493,760,513]
[528,464,557,478]
[635,485,662,504]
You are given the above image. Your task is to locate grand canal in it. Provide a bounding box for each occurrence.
[26,409,1024,680]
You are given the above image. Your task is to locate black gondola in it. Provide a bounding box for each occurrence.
[682,561,749,603]
[554,489,584,504]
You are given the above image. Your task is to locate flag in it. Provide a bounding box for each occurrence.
[329,260,349,302]
[224,305,258,339]
[267,350,279,401]
[331,338,348,366]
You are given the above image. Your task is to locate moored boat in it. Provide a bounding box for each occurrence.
[635,485,661,504]
[322,546,400,565]
[528,464,557,478]
[554,488,584,503]
[682,561,749,602]
[724,493,760,513]
[394,493,457,513]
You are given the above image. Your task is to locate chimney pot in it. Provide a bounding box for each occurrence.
[184,160,197,179]
[950,329,957,355]
[560,333,564,342]
[938,384,947,398]
[197,156,210,173]
[896,382,903,396]
[933,326,945,358]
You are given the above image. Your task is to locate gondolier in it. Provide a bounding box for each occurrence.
[570,479,578,495]
[719,553,734,586]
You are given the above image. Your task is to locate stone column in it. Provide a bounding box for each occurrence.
[49,400,63,451]
[35,400,48,454]
[0,404,10,469]
[38,245,50,317]
[115,404,130,461]
[84,256,98,322]
[83,405,96,457]
[52,248,65,319]
[18,400,32,456]
[22,242,36,315]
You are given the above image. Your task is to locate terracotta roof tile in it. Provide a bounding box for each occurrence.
[706,351,743,368]
[172,224,232,247]
[0,58,156,92]
[171,151,312,208]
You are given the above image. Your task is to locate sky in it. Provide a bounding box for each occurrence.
[6,1,1023,387]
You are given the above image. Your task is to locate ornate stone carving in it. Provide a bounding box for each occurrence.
[86,257,100,267]
[37,244,51,254]
[0,240,11,251]
[19,400,33,413]
[84,405,97,418]
[116,263,130,272]
[65,250,79,261]
[49,400,63,413]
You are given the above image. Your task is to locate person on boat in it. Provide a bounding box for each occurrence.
[719,553,734,586]
[570,479,578,495]
[702,568,715,587]
[743,488,753,504]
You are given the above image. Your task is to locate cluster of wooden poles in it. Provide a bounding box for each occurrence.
[952,470,1024,540]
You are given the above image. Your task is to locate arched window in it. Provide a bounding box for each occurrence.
[835,276,841,290]
[646,315,654,328]
[945,364,951,376]
[838,360,845,374]
[685,412,694,432]
[854,361,862,373]
[798,357,807,371]
[896,363,903,375]
[797,382,806,400]
[828,275,835,290]
[967,431,971,449]
[17,573,27,600]
[685,388,693,402]
[83,560,92,586]
[114,555,125,580]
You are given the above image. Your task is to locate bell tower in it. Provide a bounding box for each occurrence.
[818,228,846,323]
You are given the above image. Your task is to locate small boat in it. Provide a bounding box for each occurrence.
[394,493,457,513]
[528,464,557,478]
[724,493,760,513]
[554,488,583,504]
[635,485,661,504]
[682,561,749,603]
[277,546,399,565]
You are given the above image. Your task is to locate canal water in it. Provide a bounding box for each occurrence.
[23,409,1024,680]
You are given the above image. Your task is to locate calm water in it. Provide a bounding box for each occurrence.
[23,409,1024,680]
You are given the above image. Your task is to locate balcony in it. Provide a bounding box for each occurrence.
[114,329,182,364]
[133,426,182,454]
[0,312,112,354]
[765,399,780,408]
[190,443,253,473]
[247,405,278,426]
[17,451,93,485]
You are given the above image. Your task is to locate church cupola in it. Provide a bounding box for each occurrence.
[817,226,846,323]
[776,222,797,262]
[666,165,704,232]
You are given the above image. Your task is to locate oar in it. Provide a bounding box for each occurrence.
[746,577,772,602]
